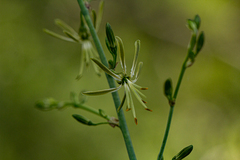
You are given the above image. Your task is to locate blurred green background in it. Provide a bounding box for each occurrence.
[1,0,240,159]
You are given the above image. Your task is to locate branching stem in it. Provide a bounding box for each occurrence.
[77,0,137,159]
[157,55,188,160]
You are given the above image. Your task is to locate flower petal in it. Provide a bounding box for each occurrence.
[76,46,86,80]
[95,0,104,32]
[116,36,126,74]
[55,19,79,39]
[88,46,101,76]
[135,62,143,80]
[128,82,148,109]
[128,81,146,98]
[117,93,126,112]
[82,85,122,96]
[43,29,76,42]
[130,40,140,77]
[124,84,136,120]
[63,30,80,42]
[91,59,121,80]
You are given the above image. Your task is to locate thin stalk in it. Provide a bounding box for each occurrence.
[157,106,174,160]
[77,1,137,160]
[72,103,112,120]
[157,55,188,160]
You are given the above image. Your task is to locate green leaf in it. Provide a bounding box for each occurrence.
[116,36,126,74]
[194,14,201,29]
[130,40,140,77]
[82,85,122,96]
[43,29,76,42]
[91,59,121,80]
[164,78,173,101]
[172,145,193,160]
[196,31,205,55]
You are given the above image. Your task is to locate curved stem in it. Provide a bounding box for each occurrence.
[77,1,137,159]
[157,55,188,160]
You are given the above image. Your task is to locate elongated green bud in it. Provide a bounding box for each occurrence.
[72,114,94,126]
[172,145,193,160]
[164,79,173,101]
[196,31,205,55]
[106,23,116,48]
[187,19,197,33]
[194,14,201,29]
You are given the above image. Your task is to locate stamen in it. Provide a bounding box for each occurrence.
[142,100,147,103]
[145,108,152,112]
[134,118,138,125]
[141,87,148,90]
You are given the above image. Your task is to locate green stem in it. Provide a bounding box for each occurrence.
[157,106,174,160]
[173,56,188,100]
[77,1,137,159]
[157,55,188,160]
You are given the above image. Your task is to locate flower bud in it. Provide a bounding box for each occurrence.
[172,145,193,160]
[72,114,94,126]
[106,23,116,48]
[194,14,201,29]
[36,98,59,111]
[164,78,173,101]
[196,31,205,55]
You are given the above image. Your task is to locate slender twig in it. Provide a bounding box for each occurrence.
[77,0,137,159]
[157,55,188,160]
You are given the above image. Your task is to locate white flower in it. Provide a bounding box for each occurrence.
[83,37,152,125]
[43,1,104,79]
